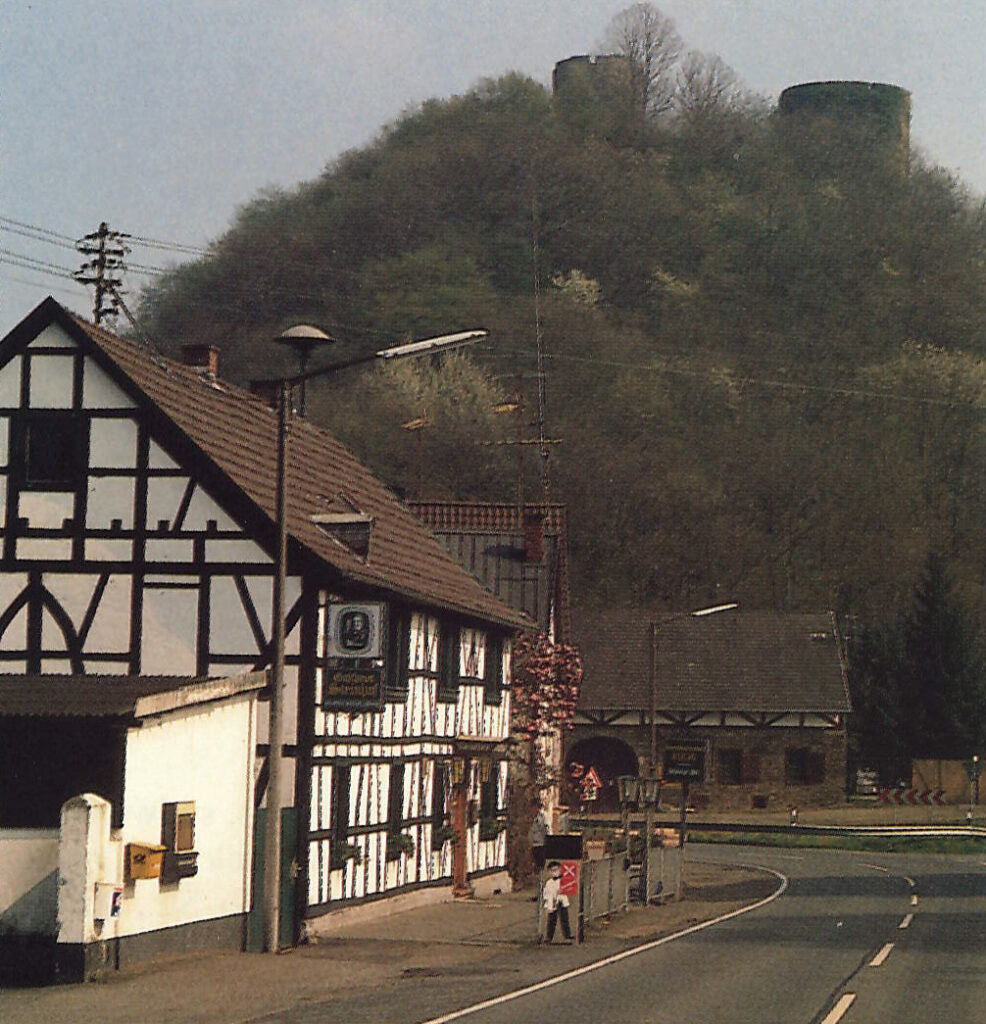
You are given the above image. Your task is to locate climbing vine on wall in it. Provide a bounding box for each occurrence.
[511,631,583,746]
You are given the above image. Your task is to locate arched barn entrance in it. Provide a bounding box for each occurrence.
[564,736,639,812]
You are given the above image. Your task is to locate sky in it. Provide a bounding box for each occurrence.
[3,0,986,336]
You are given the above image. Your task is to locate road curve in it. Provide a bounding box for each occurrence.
[419,845,986,1024]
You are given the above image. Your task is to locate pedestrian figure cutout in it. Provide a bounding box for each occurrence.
[542,860,572,943]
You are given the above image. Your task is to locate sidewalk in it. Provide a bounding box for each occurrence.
[0,863,773,1024]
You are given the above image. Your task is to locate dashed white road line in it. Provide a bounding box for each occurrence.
[417,866,789,1024]
[870,942,895,967]
[899,913,913,929]
[821,993,857,1024]
[911,894,918,906]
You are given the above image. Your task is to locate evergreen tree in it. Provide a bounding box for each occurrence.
[899,552,986,758]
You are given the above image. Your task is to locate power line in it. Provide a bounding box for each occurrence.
[0,249,76,278]
[0,214,77,244]
[0,222,79,252]
[494,347,986,412]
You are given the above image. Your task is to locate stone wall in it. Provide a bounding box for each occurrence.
[566,723,847,811]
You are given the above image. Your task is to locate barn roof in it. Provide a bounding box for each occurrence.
[574,607,851,713]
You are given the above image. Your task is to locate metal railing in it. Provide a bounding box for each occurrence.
[581,852,630,925]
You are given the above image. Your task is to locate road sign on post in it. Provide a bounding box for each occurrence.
[663,739,704,901]
[663,739,706,781]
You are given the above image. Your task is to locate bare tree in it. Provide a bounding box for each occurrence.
[602,3,682,118]
[675,51,744,122]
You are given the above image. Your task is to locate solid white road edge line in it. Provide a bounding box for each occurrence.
[899,913,913,929]
[417,866,789,1024]
[821,993,856,1024]
[869,942,895,967]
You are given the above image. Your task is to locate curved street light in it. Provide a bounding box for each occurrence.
[261,327,489,952]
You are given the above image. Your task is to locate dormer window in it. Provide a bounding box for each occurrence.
[21,413,83,491]
[311,512,373,560]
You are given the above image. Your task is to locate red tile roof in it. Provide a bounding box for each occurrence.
[12,300,528,630]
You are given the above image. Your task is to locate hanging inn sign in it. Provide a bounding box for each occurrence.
[322,603,385,711]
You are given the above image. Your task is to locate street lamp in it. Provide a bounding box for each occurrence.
[262,327,489,953]
[617,773,662,905]
[273,324,335,416]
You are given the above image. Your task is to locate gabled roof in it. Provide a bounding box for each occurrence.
[574,607,851,713]
[0,672,266,719]
[408,502,571,641]
[4,300,527,630]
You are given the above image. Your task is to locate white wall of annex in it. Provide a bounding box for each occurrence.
[116,693,257,937]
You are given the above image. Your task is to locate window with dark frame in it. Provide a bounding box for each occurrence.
[717,748,743,785]
[386,761,407,861]
[160,801,198,884]
[331,764,351,845]
[437,622,460,703]
[386,605,411,700]
[785,747,824,785]
[430,761,449,850]
[20,413,83,491]
[480,767,499,821]
[717,748,761,785]
[484,635,503,705]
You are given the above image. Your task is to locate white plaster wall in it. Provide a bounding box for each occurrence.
[0,829,59,934]
[115,693,257,938]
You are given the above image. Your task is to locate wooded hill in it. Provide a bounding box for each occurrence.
[136,66,986,637]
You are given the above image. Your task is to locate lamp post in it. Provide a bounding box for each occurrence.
[640,774,661,904]
[261,328,488,953]
[967,754,980,826]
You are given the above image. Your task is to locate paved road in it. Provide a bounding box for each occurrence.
[256,844,986,1024]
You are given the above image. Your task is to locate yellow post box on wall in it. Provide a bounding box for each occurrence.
[126,842,166,880]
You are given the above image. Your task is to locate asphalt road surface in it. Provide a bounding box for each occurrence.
[257,844,986,1024]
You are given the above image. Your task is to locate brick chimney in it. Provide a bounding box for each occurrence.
[180,344,220,377]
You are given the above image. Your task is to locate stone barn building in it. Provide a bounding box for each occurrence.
[569,608,851,811]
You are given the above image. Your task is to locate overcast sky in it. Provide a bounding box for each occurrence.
[3,0,985,335]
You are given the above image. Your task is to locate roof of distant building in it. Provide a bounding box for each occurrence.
[409,501,571,641]
[574,607,850,713]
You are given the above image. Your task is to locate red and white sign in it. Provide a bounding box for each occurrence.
[878,787,946,806]
[559,860,579,896]
[581,766,602,802]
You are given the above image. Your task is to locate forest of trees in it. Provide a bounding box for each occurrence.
[135,6,986,773]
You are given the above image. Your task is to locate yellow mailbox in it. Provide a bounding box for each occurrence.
[126,842,166,881]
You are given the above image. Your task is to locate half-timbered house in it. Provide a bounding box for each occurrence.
[569,607,851,810]
[0,298,528,949]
